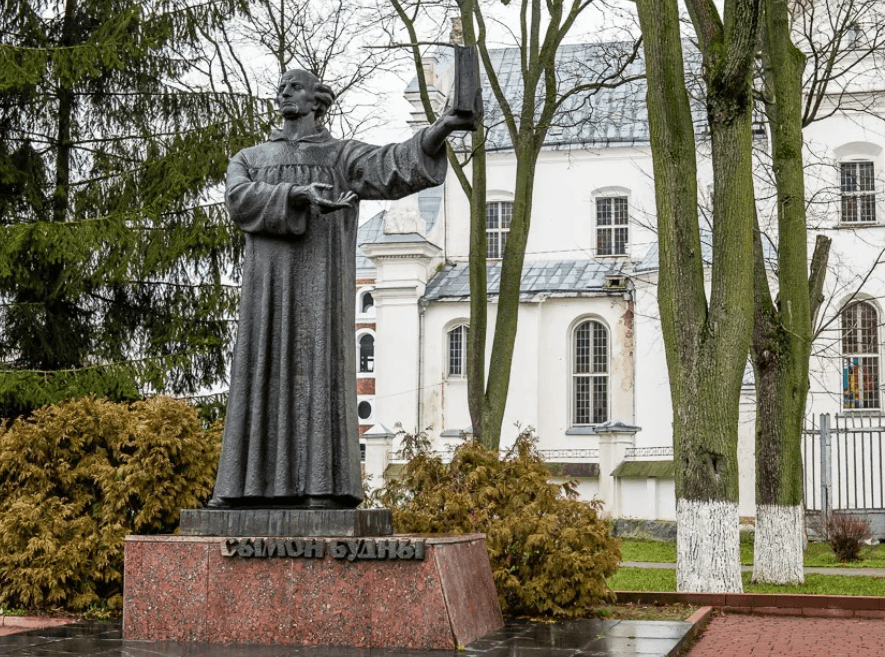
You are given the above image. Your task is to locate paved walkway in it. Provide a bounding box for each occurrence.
[687,613,885,656]
[621,561,885,577]
[0,618,696,656]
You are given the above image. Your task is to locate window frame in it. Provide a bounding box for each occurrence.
[594,193,630,257]
[357,396,375,423]
[840,160,877,225]
[357,330,375,375]
[357,287,375,317]
[485,201,513,260]
[446,323,469,378]
[842,300,881,411]
[570,317,610,426]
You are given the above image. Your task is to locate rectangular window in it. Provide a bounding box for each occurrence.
[841,162,876,224]
[843,357,879,409]
[597,197,629,256]
[486,202,512,259]
[842,301,880,410]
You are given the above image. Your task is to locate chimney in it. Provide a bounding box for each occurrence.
[450,17,464,46]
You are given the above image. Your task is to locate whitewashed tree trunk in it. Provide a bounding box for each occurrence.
[752,504,805,584]
[676,498,743,593]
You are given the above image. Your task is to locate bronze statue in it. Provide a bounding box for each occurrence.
[209,69,475,509]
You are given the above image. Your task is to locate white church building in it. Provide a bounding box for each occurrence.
[355,37,885,528]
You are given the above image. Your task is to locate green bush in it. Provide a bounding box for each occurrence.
[374,429,621,617]
[0,396,221,611]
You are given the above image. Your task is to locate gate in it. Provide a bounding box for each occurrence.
[802,413,885,537]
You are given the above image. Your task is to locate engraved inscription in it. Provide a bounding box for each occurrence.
[221,537,426,561]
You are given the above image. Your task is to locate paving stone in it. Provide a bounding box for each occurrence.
[0,618,695,657]
[686,613,885,656]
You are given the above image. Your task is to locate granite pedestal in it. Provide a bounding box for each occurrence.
[179,508,393,537]
[123,531,503,650]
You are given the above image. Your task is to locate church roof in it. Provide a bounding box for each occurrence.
[423,259,625,302]
[356,212,384,271]
[356,185,444,270]
[442,42,705,153]
[634,228,777,273]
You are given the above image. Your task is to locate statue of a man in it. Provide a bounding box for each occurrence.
[209,69,473,509]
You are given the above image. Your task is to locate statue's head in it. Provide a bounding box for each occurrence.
[277,69,336,128]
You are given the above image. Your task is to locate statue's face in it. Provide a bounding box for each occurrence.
[277,70,318,120]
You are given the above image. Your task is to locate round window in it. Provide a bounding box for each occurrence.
[358,401,372,420]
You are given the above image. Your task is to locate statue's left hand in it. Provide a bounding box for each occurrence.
[422,107,481,155]
[317,190,358,214]
[290,183,358,213]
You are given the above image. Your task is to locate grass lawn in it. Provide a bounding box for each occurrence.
[619,537,885,569]
[803,541,885,568]
[609,567,885,596]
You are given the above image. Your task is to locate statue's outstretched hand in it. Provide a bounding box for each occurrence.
[289,184,357,213]
[317,190,358,214]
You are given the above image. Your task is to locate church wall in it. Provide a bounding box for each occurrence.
[442,147,659,264]
[366,61,885,521]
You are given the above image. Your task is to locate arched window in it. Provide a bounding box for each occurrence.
[573,319,608,424]
[359,333,374,373]
[359,290,375,315]
[447,324,469,377]
[842,301,880,409]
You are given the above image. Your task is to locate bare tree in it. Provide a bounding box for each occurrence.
[751,0,885,584]
[193,0,405,140]
[389,0,640,449]
[635,0,762,592]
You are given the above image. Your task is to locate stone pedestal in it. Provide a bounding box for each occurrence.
[123,532,503,650]
[179,508,393,537]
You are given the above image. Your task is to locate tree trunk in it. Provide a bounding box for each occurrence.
[639,0,760,592]
[751,0,830,584]
[483,145,538,448]
[460,0,493,449]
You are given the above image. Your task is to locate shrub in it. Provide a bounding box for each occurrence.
[0,396,221,611]
[373,429,621,617]
[810,512,872,563]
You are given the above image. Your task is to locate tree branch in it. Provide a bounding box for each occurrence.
[808,234,831,328]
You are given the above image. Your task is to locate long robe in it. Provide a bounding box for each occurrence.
[212,127,446,507]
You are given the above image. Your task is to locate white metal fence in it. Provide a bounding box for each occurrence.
[802,413,885,536]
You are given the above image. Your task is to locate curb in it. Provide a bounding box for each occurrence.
[0,616,76,629]
[615,591,885,619]
[619,560,885,578]
[668,606,713,657]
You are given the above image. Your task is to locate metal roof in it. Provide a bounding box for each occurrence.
[356,185,444,270]
[634,228,778,273]
[423,259,625,302]
[443,42,706,153]
[356,212,384,271]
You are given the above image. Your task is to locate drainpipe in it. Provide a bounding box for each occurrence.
[417,297,429,432]
[624,278,636,430]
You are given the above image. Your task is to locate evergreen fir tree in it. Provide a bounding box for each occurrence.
[0,0,273,417]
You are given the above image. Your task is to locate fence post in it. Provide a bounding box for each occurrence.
[820,413,832,520]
